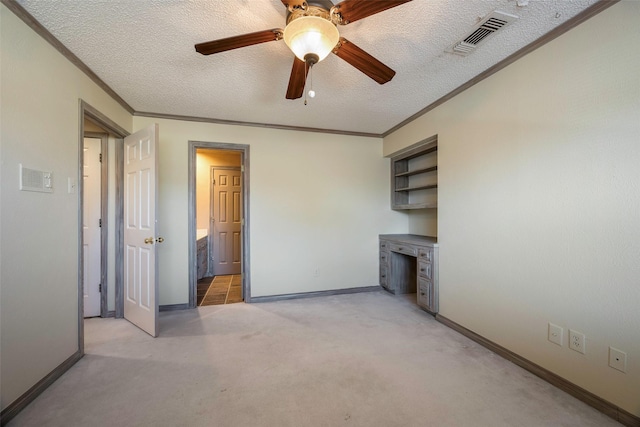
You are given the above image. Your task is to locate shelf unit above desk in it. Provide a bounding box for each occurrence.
[389,136,438,210]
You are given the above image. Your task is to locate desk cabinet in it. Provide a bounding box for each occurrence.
[379,234,439,314]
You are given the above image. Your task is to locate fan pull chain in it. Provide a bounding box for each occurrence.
[304,61,315,106]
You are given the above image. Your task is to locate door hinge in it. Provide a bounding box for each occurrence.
[99,218,102,227]
[212,179,216,185]
[99,153,102,163]
[99,283,102,293]
[241,165,245,172]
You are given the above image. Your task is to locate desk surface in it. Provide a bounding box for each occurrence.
[379,234,438,247]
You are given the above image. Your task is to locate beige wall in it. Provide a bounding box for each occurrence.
[133,116,408,302]
[0,4,132,409]
[195,150,241,231]
[384,2,640,416]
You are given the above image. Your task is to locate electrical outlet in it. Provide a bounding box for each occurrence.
[569,329,586,354]
[609,347,627,373]
[548,323,563,346]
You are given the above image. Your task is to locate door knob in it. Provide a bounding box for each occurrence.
[156,237,165,243]
[144,237,154,244]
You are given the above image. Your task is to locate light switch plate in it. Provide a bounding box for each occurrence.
[548,323,563,346]
[609,347,627,373]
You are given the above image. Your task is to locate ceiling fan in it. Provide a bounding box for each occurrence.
[195,0,412,100]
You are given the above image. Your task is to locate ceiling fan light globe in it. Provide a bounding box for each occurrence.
[283,16,339,62]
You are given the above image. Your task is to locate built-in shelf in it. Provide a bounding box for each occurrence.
[395,184,438,192]
[395,166,438,178]
[393,203,438,210]
[388,136,438,210]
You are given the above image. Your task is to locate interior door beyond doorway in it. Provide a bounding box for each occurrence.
[211,168,242,276]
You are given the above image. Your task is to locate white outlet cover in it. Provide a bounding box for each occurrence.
[609,347,627,373]
[548,323,563,346]
[569,329,586,354]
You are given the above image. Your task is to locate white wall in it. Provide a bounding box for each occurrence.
[0,4,132,410]
[384,2,640,417]
[133,117,408,303]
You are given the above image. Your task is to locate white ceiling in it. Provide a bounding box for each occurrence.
[15,0,600,135]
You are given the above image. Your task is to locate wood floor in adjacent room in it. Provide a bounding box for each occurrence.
[7,291,621,427]
[197,274,242,306]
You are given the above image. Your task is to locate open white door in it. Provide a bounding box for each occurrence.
[83,137,102,317]
[124,124,160,337]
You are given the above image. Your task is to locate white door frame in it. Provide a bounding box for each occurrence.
[78,101,128,353]
[188,141,251,307]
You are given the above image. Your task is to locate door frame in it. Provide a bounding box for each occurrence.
[188,141,251,307]
[78,100,129,353]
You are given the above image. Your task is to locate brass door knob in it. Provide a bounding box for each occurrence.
[144,237,154,244]
[156,237,165,243]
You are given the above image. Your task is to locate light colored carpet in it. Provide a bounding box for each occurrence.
[8,291,620,426]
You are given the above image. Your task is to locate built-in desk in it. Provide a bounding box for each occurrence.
[379,234,439,314]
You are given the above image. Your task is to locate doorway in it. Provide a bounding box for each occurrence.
[78,102,128,351]
[188,142,250,307]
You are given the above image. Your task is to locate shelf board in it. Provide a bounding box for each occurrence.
[395,184,438,192]
[393,202,438,210]
[402,145,438,161]
[395,166,437,177]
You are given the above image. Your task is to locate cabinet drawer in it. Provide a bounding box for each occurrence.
[418,247,432,262]
[418,260,432,279]
[417,279,435,312]
[379,266,389,289]
[389,243,417,256]
[417,278,431,308]
[379,250,389,266]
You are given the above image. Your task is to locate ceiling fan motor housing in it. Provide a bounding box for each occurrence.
[283,2,340,63]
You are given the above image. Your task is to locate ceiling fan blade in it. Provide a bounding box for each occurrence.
[332,0,412,25]
[195,29,283,55]
[286,57,308,99]
[333,38,396,84]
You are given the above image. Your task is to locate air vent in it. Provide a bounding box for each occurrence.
[451,10,518,56]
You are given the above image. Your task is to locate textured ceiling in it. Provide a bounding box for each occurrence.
[15,0,600,135]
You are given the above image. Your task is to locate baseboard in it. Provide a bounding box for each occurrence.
[159,303,190,312]
[104,310,116,318]
[250,286,381,303]
[0,350,83,426]
[435,314,640,427]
